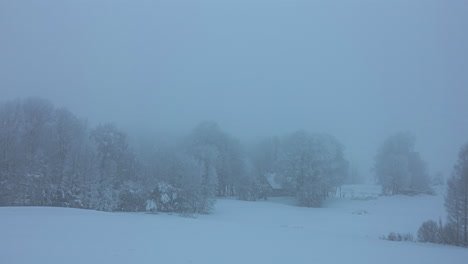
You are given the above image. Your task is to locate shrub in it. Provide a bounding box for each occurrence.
[118,189,146,212]
[402,233,414,241]
[147,182,182,213]
[384,232,414,242]
[146,182,215,214]
[417,220,440,243]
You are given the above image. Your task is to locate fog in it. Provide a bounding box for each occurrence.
[1,0,467,180]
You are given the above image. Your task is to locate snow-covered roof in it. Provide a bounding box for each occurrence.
[265,172,283,190]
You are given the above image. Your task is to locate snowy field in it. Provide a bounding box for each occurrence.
[1,186,467,264]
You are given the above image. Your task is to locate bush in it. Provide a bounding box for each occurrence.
[147,182,182,213]
[417,220,440,243]
[89,186,120,211]
[236,177,262,201]
[402,233,414,241]
[387,232,398,241]
[415,219,468,247]
[118,187,146,212]
[50,186,84,208]
[146,182,215,214]
[296,182,322,207]
[384,232,414,242]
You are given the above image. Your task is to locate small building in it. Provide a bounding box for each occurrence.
[265,172,289,197]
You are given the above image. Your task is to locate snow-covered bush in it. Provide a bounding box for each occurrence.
[117,182,146,212]
[88,186,120,211]
[49,185,84,208]
[416,219,464,247]
[147,182,182,212]
[417,220,440,243]
[236,172,262,201]
[296,183,323,207]
[146,181,215,214]
[383,232,414,242]
[145,152,217,214]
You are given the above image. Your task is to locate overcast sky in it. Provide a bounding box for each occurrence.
[1,0,467,180]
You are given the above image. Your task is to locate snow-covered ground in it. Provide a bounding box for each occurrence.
[1,185,467,264]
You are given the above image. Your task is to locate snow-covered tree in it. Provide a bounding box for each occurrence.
[49,108,87,185]
[417,220,440,243]
[89,123,141,211]
[374,132,430,195]
[445,143,468,246]
[276,131,348,207]
[250,137,280,178]
[185,121,244,197]
[0,99,24,205]
[146,153,216,214]
[90,123,138,184]
[0,98,96,207]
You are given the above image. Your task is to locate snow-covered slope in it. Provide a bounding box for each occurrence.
[1,186,466,264]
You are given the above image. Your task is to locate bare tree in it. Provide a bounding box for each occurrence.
[445,143,468,246]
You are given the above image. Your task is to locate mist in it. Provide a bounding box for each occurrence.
[3,1,468,263]
[1,0,468,180]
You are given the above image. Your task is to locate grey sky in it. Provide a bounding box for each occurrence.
[1,0,467,180]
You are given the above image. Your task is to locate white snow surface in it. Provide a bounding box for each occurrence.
[1,185,467,264]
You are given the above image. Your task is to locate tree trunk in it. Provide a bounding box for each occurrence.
[464,181,468,246]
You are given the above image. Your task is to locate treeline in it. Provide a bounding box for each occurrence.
[0,97,352,212]
[378,141,468,248]
[416,143,468,247]
[1,97,447,214]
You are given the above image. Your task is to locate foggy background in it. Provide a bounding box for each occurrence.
[1,0,467,181]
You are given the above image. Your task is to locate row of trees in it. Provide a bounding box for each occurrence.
[0,97,353,212]
[373,131,468,247]
[0,97,143,211]
[1,97,443,213]
[417,143,468,247]
[0,98,225,213]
